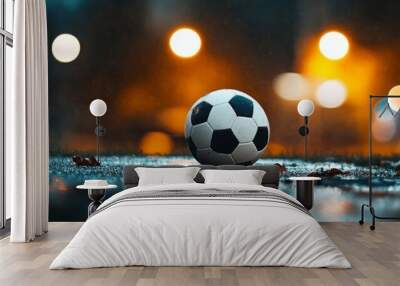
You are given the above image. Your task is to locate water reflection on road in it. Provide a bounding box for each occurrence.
[49,156,400,222]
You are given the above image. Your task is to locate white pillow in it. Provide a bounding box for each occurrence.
[200,169,266,185]
[135,167,200,186]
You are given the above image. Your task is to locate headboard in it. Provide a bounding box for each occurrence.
[123,164,280,189]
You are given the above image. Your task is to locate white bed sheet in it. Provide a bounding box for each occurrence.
[50,183,350,269]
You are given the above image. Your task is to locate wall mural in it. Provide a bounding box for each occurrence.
[47,0,400,222]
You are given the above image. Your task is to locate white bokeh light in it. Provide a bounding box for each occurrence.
[297,99,315,117]
[319,31,349,60]
[388,85,400,112]
[52,34,81,63]
[169,28,201,58]
[273,73,309,101]
[90,99,107,117]
[316,80,347,108]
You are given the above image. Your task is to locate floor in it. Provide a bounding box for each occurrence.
[0,219,11,239]
[0,222,399,286]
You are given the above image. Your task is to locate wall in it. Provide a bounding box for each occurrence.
[47,0,400,221]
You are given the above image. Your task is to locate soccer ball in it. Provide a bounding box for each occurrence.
[185,89,270,165]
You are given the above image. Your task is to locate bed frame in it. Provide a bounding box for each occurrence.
[123,164,280,189]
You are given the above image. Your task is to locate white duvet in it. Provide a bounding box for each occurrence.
[50,183,350,269]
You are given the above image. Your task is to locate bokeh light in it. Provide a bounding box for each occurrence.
[89,99,107,117]
[139,132,173,155]
[297,99,315,117]
[388,85,400,112]
[372,119,396,142]
[116,85,157,119]
[158,106,188,135]
[169,28,201,58]
[273,73,309,101]
[50,177,68,192]
[316,80,347,108]
[51,34,80,63]
[375,99,394,121]
[319,31,349,60]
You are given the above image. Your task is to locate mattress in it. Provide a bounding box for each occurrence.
[50,183,351,269]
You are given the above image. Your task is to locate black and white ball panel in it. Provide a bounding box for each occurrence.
[191,101,212,125]
[199,89,235,105]
[231,117,257,143]
[232,142,258,164]
[229,95,254,117]
[190,122,213,149]
[210,129,239,154]
[254,127,269,151]
[207,103,236,130]
[252,101,269,130]
[187,137,199,161]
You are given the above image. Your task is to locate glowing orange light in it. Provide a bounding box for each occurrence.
[158,106,188,135]
[169,27,201,58]
[50,177,68,192]
[139,132,173,155]
[319,31,349,60]
[301,35,377,107]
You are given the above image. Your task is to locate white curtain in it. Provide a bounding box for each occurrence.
[7,0,49,242]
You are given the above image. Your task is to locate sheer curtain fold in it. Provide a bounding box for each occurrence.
[9,0,49,242]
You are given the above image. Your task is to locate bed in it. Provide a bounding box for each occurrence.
[50,165,350,269]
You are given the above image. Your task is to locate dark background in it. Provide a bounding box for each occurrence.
[47,0,400,156]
